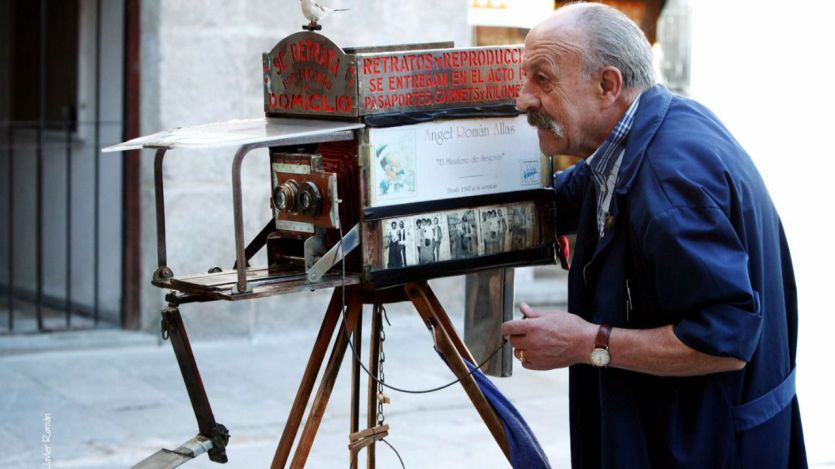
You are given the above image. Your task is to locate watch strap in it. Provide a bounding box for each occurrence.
[594,324,612,350]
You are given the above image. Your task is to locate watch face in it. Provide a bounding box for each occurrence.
[590,348,610,367]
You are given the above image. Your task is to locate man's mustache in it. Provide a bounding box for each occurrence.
[527,111,565,139]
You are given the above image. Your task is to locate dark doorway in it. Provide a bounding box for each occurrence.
[0,0,127,334]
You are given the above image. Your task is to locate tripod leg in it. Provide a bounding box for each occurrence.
[405,283,511,462]
[350,307,363,469]
[271,287,345,469]
[160,306,230,463]
[289,289,363,469]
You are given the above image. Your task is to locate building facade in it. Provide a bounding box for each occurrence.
[0,0,471,335]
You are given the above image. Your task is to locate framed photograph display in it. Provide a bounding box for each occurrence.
[377,202,538,270]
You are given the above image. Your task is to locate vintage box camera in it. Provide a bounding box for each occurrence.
[105,31,557,297]
[259,32,556,290]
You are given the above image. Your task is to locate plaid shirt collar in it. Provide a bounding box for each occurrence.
[585,95,641,237]
[586,96,641,186]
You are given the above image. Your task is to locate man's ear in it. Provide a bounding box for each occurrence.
[599,66,623,107]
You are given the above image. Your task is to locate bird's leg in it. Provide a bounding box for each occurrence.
[303,21,322,31]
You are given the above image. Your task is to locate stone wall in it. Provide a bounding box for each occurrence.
[138,0,471,336]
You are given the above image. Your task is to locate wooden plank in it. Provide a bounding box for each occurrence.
[348,425,390,452]
[349,424,390,443]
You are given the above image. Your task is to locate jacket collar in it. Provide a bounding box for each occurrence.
[581,85,673,273]
[614,84,673,196]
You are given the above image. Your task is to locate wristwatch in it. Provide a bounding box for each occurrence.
[590,324,612,368]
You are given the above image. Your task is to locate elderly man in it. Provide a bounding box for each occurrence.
[501,3,806,468]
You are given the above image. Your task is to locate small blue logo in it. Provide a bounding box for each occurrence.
[520,161,540,186]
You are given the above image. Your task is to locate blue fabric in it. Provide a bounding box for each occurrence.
[733,367,797,432]
[554,85,807,468]
[464,360,551,469]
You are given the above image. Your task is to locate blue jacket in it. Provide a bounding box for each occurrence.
[556,85,807,468]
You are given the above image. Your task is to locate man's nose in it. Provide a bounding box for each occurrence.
[516,87,539,113]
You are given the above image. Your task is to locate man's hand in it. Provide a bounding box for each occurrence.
[500,303,597,370]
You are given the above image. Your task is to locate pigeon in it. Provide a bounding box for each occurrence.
[300,0,348,30]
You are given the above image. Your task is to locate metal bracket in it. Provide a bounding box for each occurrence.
[154,266,174,283]
[160,307,177,341]
[304,234,327,272]
[424,318,441,355]
[177,434,214,458]
[153,149,171,283]
[206,423,230,463]
[306,224,360,283]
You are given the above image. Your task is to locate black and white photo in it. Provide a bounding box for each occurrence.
[507,203,535,251]
[479,206,510,255]
[446,209,480,259]
[382,217,417,268]
[414,215,452,264]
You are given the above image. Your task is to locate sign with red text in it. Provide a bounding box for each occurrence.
[263,32,359,118]
[357,46,525,115]
[367,115,543,208]
[263,33,526,118]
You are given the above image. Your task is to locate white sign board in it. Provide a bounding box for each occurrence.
[367,115,543,208]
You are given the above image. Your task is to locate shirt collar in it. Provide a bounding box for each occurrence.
[585,95,641,184]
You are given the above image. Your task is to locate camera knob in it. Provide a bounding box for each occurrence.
[274,180,300,213]
[298,181,322,216]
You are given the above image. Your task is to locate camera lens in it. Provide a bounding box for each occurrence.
[274,180,300,213]
[299,181,322,216]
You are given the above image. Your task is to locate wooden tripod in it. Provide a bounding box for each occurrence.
[270,281,511,468]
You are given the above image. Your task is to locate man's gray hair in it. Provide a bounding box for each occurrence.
[570,3,656,91]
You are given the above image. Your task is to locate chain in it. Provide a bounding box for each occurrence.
[376,304,387,426]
